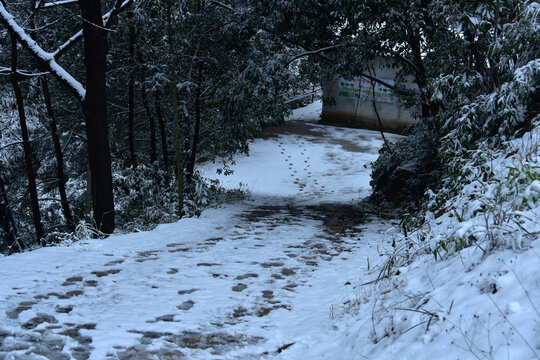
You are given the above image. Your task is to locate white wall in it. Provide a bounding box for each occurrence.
[321,59,419,134]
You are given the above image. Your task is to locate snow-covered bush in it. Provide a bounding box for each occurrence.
[112,165,249,232]
[428,131,540,259]
[113,165,178,231]
[370,121,439,210]
[375,0,540,259]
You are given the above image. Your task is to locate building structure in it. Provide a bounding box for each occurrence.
[321,59,418,134]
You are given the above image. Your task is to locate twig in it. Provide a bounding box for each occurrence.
[487,294,539,359]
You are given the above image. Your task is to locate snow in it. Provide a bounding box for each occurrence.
[199,99,393,203]
[0,2,86,101]
[1,102,538,359]
[38,0,78,9]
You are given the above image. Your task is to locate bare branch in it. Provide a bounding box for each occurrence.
[0,141,24,151]
[207,1,397,91]
[210,0,234,12]
[0,1,85,100]
[285,44,347,66]
[0,66,49,77]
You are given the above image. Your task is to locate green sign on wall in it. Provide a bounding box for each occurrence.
[338,77,394,105]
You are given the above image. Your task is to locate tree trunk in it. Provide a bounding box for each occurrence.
[40,75,76,232]
[10,33,45,244]
[186,0,203,184]
[155,91,169,170]
[167,0,184,216]
[171,70,184,216]
[407,28,438,121]
[78,0,115,234]
[186,65,202,183]
[30,2,74,232]
[138,52,157,164]
[128,10,137,169]
[0,167,22,254]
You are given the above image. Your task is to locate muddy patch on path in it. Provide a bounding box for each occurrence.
[115,330,263,359]
[261,120,326,139]
[239,202,371,236]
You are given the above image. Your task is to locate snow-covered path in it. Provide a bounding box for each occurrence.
[0,102,399,359]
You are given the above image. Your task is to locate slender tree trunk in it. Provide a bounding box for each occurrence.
[138,52,157,164]
[186,65,202,183]
[29,3,74,232]
[0,167,22,254]
[464,28,486,76]
[40,76,76,232]
[407,28,439,122]
[186,0,203,184]
[78,0,115,233]
[166,1,184,216]
[171,70,184,215]
[10,33,45,244]
[370,79,392,154]
[525,87,540,131]
[128,10,137,169]
[155,91,169,170]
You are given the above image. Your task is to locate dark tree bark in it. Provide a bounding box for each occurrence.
[29,3,74,232]
[40,75,76,232]
[186,65,202,183]
[407,28,439,121]
[464,27,486,76]
[155,91,169,170]
[10,33,45,244]
[186,0,202,183]
[128,10,137,169]
[166,0,184,216]
[138,52,157,164]
[0,168,22,254]
[78,0,115,233]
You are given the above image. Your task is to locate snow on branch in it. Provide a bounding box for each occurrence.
[0,66,49,77]
[207,1,396,91]
[105,0,133,27]
[0,2,86,100]
[52,0,133,60]
[35,0,78,9]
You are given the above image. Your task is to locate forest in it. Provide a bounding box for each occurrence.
[0,0,539,255]
[0,1,539,359]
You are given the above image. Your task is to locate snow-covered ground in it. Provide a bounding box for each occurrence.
[0,102,398,359]
[1,102,538,360]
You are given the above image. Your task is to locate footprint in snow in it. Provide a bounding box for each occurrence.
[236,273,258,280]
[104,259,124,266]
[177,300,194,310]
[84,280,98,287]
[5,301,36,319]
[22,313,58,329]
[281,268,296,276]
[232,283,248,292]
[61,276,83,286]
[55,305,73,314]
[178,289,198,295]
[91,269,121,277]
